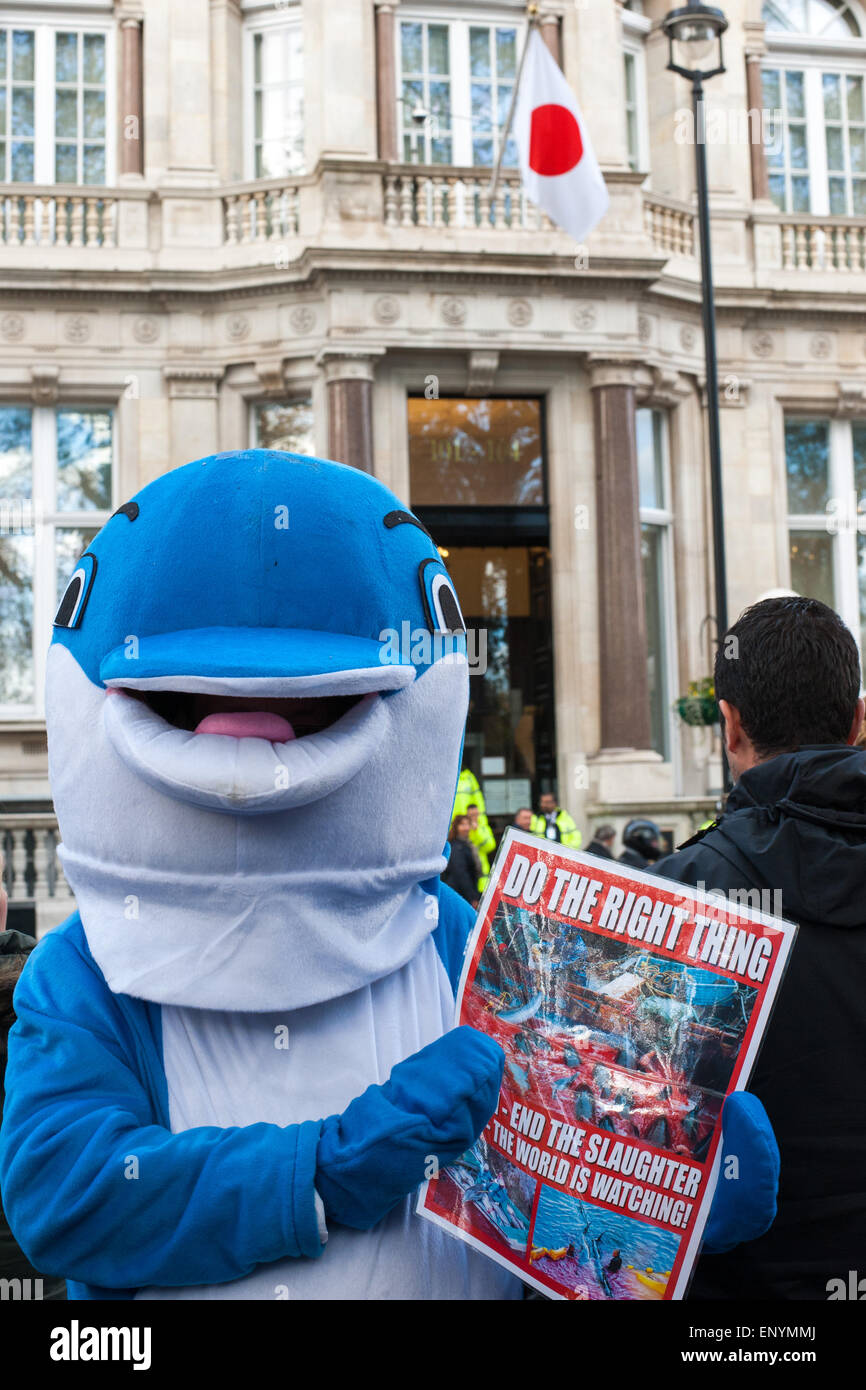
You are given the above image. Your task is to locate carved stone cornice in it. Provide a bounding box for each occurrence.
[718,373,752,409]
[743,20,767,59]
[696,371,753,409]
[162,364,224,399]
[315,345,386,383]
[466,350,499,395]
[587,355,648,391]
[30,365,60,404]
[837,379,866,416]
[254,358,287,396]
[636,363,692,407]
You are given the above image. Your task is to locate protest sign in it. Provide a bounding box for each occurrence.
[418,829,798,1299]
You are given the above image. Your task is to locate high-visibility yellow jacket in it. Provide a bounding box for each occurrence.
[453,768,486,820]
[469,817,496,892]
[530,808,582,850]
[452,770,495,892]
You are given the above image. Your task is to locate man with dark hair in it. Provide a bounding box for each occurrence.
[656,596,866,1300]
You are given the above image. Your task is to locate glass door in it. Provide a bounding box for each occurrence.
[409,394,555,832]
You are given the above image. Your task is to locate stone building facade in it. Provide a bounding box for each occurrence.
[1,0,864,928]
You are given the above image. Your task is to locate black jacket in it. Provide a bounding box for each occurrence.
[441,838,480,906]
[619,846,651,871]
[586,839,614,861]
[0,930,66,1298]
[656,746,866,1300]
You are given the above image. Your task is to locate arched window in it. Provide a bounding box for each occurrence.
[762,0,866,214]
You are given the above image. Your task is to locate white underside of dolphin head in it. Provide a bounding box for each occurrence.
[48,642,469,1011]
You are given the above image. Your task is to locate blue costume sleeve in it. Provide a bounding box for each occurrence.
[702,1091,780,1254]
[431,878,477,996]
[0,923,323,1291]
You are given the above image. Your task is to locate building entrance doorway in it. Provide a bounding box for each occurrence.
[408,394,555,832]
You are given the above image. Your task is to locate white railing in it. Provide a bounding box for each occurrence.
[643,194,696,257]
[383,166,553,231]
[223,180,302,245]
[778,216,866,271]
[0,185,118,247]
[1,815,72,907]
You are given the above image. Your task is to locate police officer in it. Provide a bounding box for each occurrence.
[618,818,663,871]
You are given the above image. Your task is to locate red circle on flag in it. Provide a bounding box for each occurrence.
[529,103,583,177]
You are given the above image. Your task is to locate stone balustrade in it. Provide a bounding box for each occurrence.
[778,216,866,273]
[382,166,552,232]
[0,186,119,248]
[3,169,866,287]
[223,180,302,245]
[1,814,72,910]
[643,194,696,258]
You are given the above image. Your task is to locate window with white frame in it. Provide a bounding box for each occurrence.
[251,399,314,454]
[0,405,113,713]
[762,0,866,213]
[785,415,866,655]
[397,8,524,166]
[637,407,677,760]
[622,6,651,175]
[0,18,113,184]
[244,8,304,179]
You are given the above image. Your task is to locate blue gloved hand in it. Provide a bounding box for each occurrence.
[316,1025,504,1231]
[702,1091,780,1254]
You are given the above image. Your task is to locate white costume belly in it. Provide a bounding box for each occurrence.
[135,935,521,1301]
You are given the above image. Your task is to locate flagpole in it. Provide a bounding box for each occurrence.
[488,4,540,203]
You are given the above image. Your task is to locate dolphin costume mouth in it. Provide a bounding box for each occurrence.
[104,685,394,814]
[100,627,417,814]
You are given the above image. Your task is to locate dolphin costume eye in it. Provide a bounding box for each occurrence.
[418,558,466,635]
[54,552,97,629]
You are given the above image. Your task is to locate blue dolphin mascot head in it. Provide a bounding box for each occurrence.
[47,450,470,1010]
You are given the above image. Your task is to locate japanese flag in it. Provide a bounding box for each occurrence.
[513,30,609,244]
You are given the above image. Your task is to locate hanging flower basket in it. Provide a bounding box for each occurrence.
[675,678,719,728]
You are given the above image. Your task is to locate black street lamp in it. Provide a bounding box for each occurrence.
[663,1,731,793]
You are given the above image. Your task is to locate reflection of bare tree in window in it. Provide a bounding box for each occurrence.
[55,527,99,602]
[409,398,544,506]
[56,411,112,512]
[0,535,34,704]
[255,401,315,455]
[0,408,33,500]
[785,419,830,514]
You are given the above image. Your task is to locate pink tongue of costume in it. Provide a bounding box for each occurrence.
[194,711,296,741]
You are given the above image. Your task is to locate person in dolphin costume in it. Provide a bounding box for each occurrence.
[0,451,778,1299]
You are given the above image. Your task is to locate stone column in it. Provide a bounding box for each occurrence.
[745,50,770,203]
[318,351,384,474]
[539,12,561,68]
[163,366,224,473]
[376,3,399,161]
[119,17,144,178]
[210,0,244,183]
[166,0,215,183]
[564,0,628,168]
[590,360,652,751]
